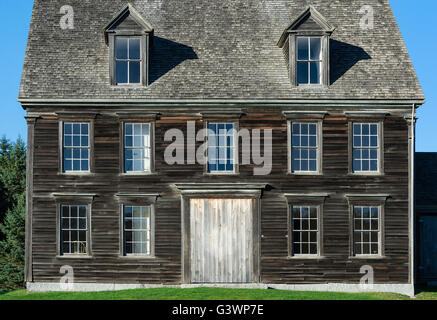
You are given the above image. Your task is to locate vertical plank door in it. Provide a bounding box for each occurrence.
[190,199,253,283]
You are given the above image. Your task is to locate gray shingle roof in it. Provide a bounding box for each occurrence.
[19,0,424,102]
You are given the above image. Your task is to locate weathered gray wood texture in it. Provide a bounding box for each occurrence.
[28,108,410,284]
[190,199,253,283]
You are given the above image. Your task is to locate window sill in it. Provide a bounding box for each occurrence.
[295,84,328,90]
[120,172,157,176]
[348,172,385,177]
[287,172,323,176]
[204,172,240,176]
[349,255,385,260]
[56,255,93,259]
[111,84,145,88]
[119,255,156,259]
[59,172,95,176]
[287,255,326,260]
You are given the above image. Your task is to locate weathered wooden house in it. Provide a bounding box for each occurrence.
[19,0,424,295]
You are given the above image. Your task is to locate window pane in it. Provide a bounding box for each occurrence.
[64,136,72,147]
[81,124,88,135]
[64,159,72,171]
[297,62,308,84]
[73,124,80,134]
[310,62,321,84]
[297,37,308,60]
[129,38,141,60]
[129,61,141,84]
[64,123,72,134]
[115,38,128,59]
[310,38,322,60]
[116,61,128,84]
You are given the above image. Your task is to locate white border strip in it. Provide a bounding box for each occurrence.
[26,282,415,297]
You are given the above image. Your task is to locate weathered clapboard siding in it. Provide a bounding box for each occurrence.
[28,107,410,284]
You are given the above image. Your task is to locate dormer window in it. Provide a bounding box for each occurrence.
[104,4,154,87]
[297,37,322,85]
[115,37,142,85]
[278,6,335,87]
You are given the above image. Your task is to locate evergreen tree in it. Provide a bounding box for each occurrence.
[0,137,26,289]
[0,136,26,204]
[0,192,25,289]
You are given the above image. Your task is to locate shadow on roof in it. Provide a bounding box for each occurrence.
[149,37,198,85]
[330,39,371,85]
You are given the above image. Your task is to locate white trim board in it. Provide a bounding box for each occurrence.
[26,282,415,297]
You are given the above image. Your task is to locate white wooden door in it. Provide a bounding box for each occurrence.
[190,199,253,283]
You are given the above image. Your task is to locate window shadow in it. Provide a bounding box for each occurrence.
[330,39,371,85]
[149,37,198,84]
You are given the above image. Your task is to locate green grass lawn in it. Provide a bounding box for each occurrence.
[1,287,436,300]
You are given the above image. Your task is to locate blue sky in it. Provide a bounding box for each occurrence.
[0,1,435,151]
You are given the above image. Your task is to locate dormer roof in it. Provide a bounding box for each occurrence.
[278,6,336,48]
[104,3,154,44]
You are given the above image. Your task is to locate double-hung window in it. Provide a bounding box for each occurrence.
[122,205,153,256]
[124,123,151,173]
[207,123,236,173]
[291,206,319,255]
[60,205,88,255]
[353,206,381,256]
[63,122,90,172]
[291,122,319,173]
[297,37,322,85]
[115,37,142,85]
[352,123,380,173]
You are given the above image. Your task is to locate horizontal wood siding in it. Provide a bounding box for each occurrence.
[29,108,410,284]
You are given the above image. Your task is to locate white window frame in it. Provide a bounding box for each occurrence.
[123,122,152,174]
[296,36,323,85]
[121,204,155,257]
[290,205,321,257]
[351,122,383,175]
[352,205,382,257]
[62,122,91,173]
[206,121,238,175]
[288,121,323,175]
[114,36,143,86]
[59,204,90,256]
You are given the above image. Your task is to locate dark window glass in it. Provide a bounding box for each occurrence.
[124,123,151,172]
[115,37,142,84]
[353,206,380,255]
[291,206,319,255]
[123,206,151,255]
[208,123,235,173]
[352,123,379,173]
[60,205,88,255]
[296,37,322,85]
[291,122,319,172]
[63,122,90,172]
